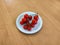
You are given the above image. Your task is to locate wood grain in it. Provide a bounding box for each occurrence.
[0,0,60,45]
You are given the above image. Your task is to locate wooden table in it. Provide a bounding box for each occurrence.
[0,0,60,45]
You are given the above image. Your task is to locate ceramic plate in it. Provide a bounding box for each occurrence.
[16,11,43,34]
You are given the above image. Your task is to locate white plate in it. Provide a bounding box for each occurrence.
[16,11,43,34]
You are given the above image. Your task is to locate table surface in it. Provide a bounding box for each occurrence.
[0,0,60,45]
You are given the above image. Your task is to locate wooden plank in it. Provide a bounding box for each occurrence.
[0,0,60,45]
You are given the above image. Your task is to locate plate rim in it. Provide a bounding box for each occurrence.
[16,11,43,34]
